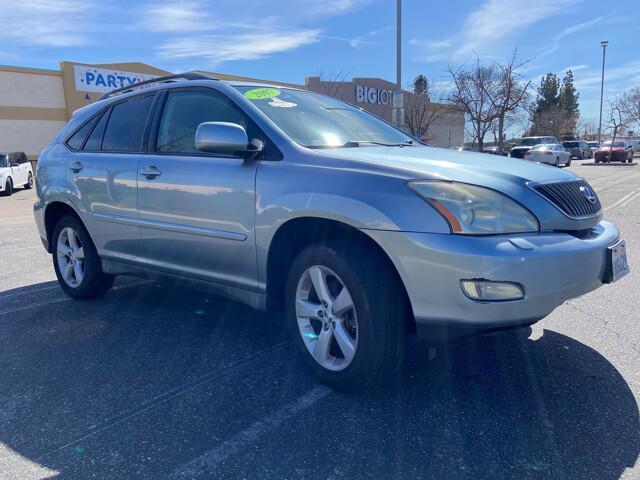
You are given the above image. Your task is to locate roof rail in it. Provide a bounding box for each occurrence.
[99,71,217,100]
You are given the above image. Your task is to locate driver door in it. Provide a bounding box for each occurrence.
[137,87,261,292]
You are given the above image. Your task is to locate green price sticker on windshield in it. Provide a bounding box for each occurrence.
[244,87,281,100]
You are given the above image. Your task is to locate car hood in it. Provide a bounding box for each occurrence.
[321,145,577,185]
[319,146,599,231]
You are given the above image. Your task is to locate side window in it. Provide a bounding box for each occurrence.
[66,116,98,151]
[156,90,249,154]
[102,94,155,152]
[83,110,110,151]
[0,155,8,168]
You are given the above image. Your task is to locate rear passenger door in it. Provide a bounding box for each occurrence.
[66,92,156,264]
[137,87,263,292]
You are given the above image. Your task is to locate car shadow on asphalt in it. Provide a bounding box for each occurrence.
[0,279,637,479]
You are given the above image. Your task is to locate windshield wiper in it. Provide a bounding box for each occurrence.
[340,140,414,148]
[304,140,414,149]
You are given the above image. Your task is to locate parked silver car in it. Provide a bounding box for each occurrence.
[34,73,629,391]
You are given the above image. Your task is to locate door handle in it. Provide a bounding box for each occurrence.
[69,161,83,173]
[140,166,162,179]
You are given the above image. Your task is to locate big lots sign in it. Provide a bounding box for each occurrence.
[74,65,158,93]
[355,85,394,105]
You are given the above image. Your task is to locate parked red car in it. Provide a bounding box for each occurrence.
[594,140,634,163]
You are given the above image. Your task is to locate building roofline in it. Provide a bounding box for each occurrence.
[0,64,61,76]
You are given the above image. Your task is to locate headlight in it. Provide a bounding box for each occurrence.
[408,181,539,235]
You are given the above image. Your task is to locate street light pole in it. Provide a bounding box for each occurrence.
[396,0,402,90]
[597,40,608,144]
[392,0,404,127]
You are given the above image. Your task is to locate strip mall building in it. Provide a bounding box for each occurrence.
[0,61,464,162]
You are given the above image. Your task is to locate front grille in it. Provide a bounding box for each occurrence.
[534,180,602,218]
[510,149,527,158]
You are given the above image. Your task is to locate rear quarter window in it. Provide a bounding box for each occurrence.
[102,94,155,152]
[66,117,98,150]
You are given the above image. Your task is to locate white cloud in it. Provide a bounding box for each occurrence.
[411,0,584,63]
[536,16,603,58]
[562,64,589,73]
[455,0,581,57]
[144,1,216,32]
[156,30,321,65]
[0,0,95,47]
[574,60,640,90]
[303,0,371,15]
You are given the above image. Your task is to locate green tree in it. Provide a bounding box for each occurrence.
[559,70,580,131]
[412,74,429,96]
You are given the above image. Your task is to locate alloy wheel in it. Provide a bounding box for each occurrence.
[56,227,85,288]
[295,265,358,371]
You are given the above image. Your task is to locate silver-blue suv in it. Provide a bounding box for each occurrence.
[34,72,629,391]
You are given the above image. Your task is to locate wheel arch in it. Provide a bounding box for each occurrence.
[264,216,415,333]
[43,202,84,253]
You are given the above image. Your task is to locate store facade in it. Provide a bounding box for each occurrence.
[0,61,464,162]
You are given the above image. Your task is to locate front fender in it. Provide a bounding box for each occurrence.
[254,159,450,287]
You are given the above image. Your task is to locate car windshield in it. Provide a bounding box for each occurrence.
[587,142,598,147]
[563,142,579,148]
[602,141,625,147]
[518,138,544,146]
[0,154,7,168]
[531,144,551,150]
[234,86,415,148]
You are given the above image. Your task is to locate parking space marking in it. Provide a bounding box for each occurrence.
[172,385,332,479]
[618,191,640,209]
[603,190,639,212]
[0,280,154,316]
[35,341,291,462]
[0,284,61,300]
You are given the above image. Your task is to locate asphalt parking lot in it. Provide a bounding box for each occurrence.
[1,161,639,480]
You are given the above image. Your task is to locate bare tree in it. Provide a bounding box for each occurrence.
[606,101,628,162]
[618,84,640,128]
[447,58,501,152]
[403,77,448,138]
[576,117,599,140]
[314,68,351,100]
[482,49,532,151]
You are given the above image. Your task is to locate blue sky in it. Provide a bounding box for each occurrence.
[1,0,638,123]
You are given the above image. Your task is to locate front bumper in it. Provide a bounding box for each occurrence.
[596,151,627,162]
[365,221,620,341]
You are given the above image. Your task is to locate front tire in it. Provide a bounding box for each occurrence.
[52,215,114,299]
[1,178,12,196]
[286,242,406,392]
[566,157,572,167]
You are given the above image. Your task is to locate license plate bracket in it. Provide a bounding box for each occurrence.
[605,240,630,283]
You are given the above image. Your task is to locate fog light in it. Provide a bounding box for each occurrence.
[460,279,524,301]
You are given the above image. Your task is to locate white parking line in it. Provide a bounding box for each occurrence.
[171,384,332,479]
[0,284,60,300]
[603,190,639,212]
[35,341,291,462]
[618,191,640,209]
[0,280,153,316]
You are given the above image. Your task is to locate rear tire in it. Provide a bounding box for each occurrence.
[25,172,33,189]
[286,241,406,392]
[1,178,12,196]
[52,215,114,299]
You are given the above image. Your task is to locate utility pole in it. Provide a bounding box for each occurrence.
[597,40,608,144]
[396,0,401,90]
[392,0,404,127]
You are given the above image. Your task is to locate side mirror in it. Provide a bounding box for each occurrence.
[195,122,249,156]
